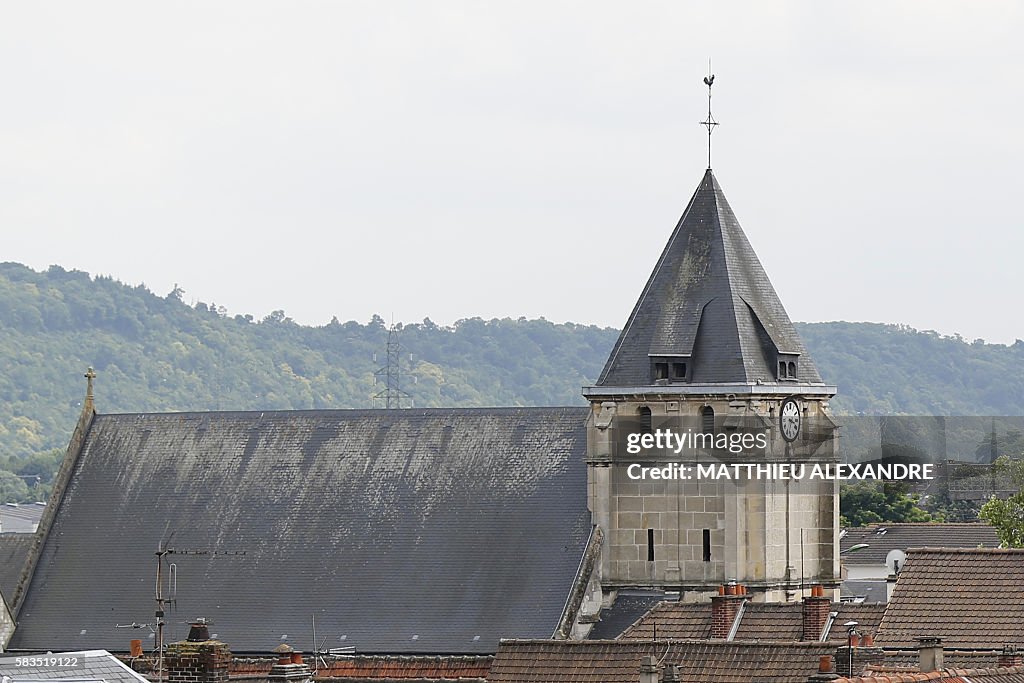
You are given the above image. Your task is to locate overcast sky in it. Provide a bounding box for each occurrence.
[2,2,1022,343]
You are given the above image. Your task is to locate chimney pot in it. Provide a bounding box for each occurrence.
[268,644,312,683]
[807,655,839,682]
[187,619,212,642]
[273,643,295,665]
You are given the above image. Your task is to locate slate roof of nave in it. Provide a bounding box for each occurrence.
[11,407,591,654]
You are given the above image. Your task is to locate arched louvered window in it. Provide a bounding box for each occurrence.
[701,406,715,435]
[638,406,653,434]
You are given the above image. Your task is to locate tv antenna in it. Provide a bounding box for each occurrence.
[311,614,329,673]
[150,531,247,683]
[309,614,356,673]
[373,322,414,409]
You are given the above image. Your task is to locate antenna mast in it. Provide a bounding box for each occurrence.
[373,323,413,409]
[700,60,718,169]
[152,541,247,683]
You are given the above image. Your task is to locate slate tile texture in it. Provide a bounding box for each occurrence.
[597,169,823,387]
[12,408,590,654]
[0,649,148,683]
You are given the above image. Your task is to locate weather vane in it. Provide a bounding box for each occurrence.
[700,60,718,169]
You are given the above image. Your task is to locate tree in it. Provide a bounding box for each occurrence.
[840,481,932,527]
[979,455,1024,547]
[980,494,1024,547]
[0,471,32,503]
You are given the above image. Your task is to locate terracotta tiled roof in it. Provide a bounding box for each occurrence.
[837,603,887,640]
[840,524,1000,566]
[618,600,885,642]
[488,639,834,683]
[876,548,1024,648]
[732,603,804,640]
[876,650,1004,670]
[834,665,1024,682]
[230,655,492,680]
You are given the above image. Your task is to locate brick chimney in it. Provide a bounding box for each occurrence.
[710,583,748,639]
[640,655,659,683]
[806,655,839,683]
[802,585,831,641]
[917,636,944,673]
[999,645,1023,668]
[660,663,680,683]
[834,633,884,678]
[165,619,231,683]
[268,644,312,683]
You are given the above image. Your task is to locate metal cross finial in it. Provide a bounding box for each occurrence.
[700,60,718,169]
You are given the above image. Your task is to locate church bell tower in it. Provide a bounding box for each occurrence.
[583,164,840,602]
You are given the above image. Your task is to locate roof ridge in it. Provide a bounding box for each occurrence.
[95,406,585,419]
[906,546,1018,554]
[838,664,1024,683]
[595,170,710,385]
[498,638,832,647]
[851,528,995,532]
[711,173,757,384]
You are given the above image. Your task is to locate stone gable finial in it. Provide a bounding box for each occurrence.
[84,366,96,412]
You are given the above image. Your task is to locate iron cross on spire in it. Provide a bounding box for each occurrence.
[700,61,718,169]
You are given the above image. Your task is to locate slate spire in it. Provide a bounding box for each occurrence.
[597,170,823,387]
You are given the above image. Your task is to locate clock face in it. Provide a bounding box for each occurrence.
[780,398,801,442]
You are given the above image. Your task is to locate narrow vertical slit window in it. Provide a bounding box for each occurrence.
[647,528,655,562]
[702,529,711,562]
